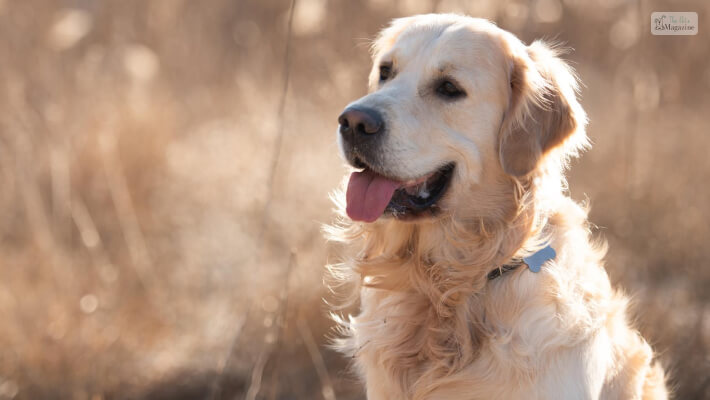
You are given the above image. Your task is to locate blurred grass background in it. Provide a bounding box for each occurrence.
[0,0,708,399]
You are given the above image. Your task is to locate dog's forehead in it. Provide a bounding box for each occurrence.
[379,19,505,71]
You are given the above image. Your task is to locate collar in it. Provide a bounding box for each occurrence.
[487,244,557,281]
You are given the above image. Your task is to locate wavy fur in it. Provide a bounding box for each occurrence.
[326,14,667,400]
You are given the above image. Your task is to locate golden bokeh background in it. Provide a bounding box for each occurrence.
[0,0,708,399]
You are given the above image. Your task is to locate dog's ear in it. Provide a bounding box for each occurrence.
[498,41,587,178]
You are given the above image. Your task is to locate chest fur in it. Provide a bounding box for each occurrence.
[343,267,610,399]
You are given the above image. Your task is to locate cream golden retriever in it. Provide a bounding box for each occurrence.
[326,14,667,400]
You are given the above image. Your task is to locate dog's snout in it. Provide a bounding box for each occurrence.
[338,107,384,141]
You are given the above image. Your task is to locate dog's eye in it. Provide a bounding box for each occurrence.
[436,80,465,99]
[379,65,392,82]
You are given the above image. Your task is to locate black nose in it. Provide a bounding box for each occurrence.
[338,107,384,141]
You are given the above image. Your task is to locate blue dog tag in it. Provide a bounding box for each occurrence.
[523,245,556,273]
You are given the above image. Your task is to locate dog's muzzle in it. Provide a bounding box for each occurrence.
[337,106,385,168]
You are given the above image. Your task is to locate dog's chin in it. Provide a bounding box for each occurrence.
[347,156,455,222]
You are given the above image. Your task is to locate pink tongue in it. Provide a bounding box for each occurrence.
[346,170,400,223]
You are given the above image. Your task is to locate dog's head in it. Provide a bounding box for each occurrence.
[337,14,587,223]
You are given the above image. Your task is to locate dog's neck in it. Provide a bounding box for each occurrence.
[336,176,552,301]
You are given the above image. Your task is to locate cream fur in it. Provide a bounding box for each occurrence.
[326,14,667,400]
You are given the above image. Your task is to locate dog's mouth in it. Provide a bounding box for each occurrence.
[345,161,455,223]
